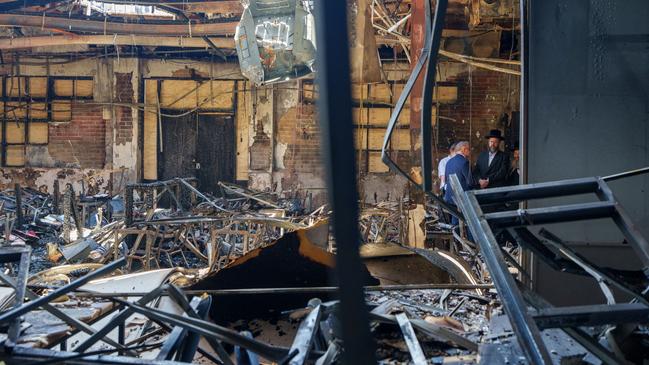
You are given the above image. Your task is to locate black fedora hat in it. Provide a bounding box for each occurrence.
[484,129,504,140]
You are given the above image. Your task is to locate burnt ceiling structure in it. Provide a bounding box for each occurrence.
[0,0,520,68]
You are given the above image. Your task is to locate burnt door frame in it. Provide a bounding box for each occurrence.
[195,113,236,194]
[157,110,199,182]
[157,111,237,195]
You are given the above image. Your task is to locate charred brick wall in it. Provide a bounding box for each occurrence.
[437,69,520,162]
[275,104,320,174]
[115,72,134,146]
[263,70,518,203]
[48,104,106,168]
[273,85,326,208]
[45,72,135,169]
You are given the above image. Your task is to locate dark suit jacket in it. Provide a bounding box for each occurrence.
[508,166,520,186]
[444,154,473,205]
[473,150,509,188]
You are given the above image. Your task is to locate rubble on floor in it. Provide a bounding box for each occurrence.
[1,175,638,364]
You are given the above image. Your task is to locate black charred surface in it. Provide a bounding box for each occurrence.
[190,231,379,323]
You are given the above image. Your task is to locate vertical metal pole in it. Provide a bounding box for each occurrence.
[53,179,60,215]
[421,0,448,193]
[518,0,534,289]
[519,0,529,186]
[14,184,22,226]
[314,0,376,364]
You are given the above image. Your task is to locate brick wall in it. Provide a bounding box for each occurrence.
[276,104,320,174]
[48,103,106,168]
[437,69,520,162]
[250,69,517,203]
[273,85,326,206]
[115,72,134,145]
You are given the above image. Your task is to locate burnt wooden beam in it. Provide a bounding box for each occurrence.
[0,13,237,36]
[169,1,243,15]
[0,35,235,49]
[0,1,243,16]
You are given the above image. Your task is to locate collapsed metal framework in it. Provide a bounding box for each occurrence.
[449,171,649,365]
[124,178,200,226]
[0,252,323,364]
[114,214,307,272]
[0,243,488,364]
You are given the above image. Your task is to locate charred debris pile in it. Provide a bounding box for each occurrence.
[2,173,642,364]
[0,177,509,364]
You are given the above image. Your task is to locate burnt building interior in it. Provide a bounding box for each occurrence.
[0,0,645,364]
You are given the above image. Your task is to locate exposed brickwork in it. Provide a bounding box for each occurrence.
[276,104,321,174]
[437,69,520,161]
[115,72,134,145]
[273,87,327,206]
[115,72,134,103]
[265,70,517,199]
[48,103,106,168]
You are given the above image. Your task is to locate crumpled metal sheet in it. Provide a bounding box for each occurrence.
[360,242,483,294]
[191,225,379,322]
[235,0,316,85]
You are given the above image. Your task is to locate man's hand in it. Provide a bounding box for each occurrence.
[479,179,489,189]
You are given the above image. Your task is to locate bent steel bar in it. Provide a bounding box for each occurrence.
[380,0,460,219]
[75,284,168,353]
[156,297,203,361]
[164,286,234,365]
[539,228,649,306]
[0,257,126,327]
[510,227,587,275]
[4,346,189,365]
[421,0,448,194]
[449,174,552,364]
[0,271,132,354]
[114,298,288,361]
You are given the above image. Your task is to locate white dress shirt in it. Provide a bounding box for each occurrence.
[488,151,497,166]
[438,155,452,189]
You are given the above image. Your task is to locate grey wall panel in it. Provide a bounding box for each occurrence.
[527,0,649,305]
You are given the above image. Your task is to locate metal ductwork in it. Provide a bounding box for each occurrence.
[235,0,317,86]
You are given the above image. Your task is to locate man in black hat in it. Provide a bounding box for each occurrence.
[473,129,510,190]
[507,142,520,186]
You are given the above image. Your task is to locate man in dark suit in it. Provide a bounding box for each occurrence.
[473,129,510,190]
[507,143,520,186]
[444,141,473,225]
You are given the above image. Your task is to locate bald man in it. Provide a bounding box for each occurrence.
[444,141,473,225]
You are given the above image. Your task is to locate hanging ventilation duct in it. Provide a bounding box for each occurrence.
[235,0,317,86]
